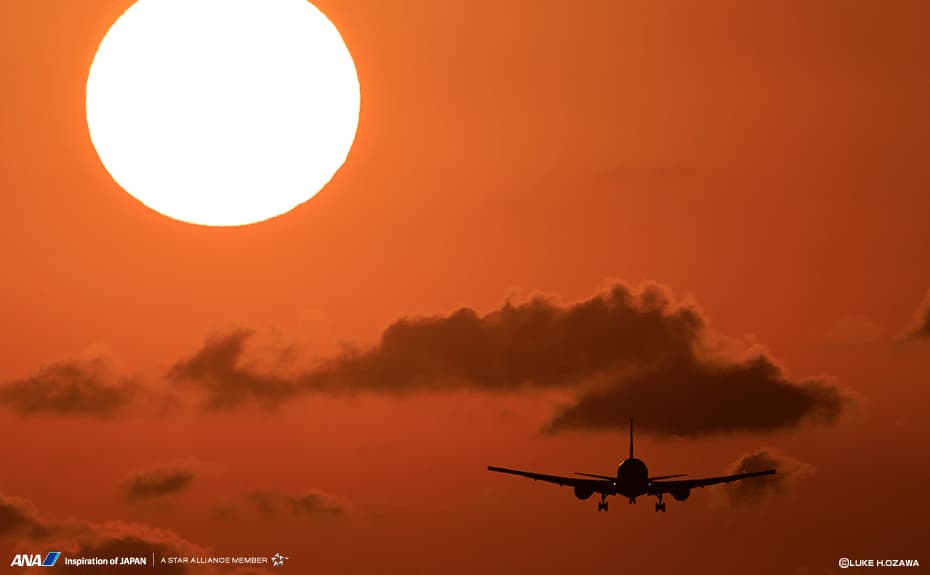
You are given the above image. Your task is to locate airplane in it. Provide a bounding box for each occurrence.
[488,419,776,512]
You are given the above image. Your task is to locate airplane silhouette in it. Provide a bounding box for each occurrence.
[488,419,776,512]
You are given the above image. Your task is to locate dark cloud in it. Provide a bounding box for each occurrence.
[123,466,196,502]
[545,356,853,436]
[0,493,206,574]
[69,524,206,575]
[177,285,702,400]
[0,355,138,417]
[0,494,53,539]
[903,290,930,342]
[214,488,347,522]
[245,489,347,519]
[168,328,298,409]
[723,449,814,505]
[170,283,852,436]
[303,283,703,393]
[305,282,852,435]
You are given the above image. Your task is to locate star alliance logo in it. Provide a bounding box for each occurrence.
[271,553,288,567]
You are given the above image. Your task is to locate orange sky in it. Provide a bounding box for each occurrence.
[1,1,929,573]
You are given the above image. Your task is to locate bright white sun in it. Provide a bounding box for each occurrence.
[86,0,360,226]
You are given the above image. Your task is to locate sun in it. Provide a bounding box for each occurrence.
[85,0,360,227]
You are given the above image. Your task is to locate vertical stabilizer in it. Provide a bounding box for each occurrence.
[629,418,634,459]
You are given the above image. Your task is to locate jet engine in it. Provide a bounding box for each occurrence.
[670,486,691,501]
[573,486,594,500]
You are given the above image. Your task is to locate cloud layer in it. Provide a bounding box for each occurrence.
[0,492,206,574]
[68,523,207,575]
[169,328,297,410]
[9,283,854,437]
[0,355,138,417]
[301,284,703,394]
[246,489,346,519]
[214,488,348,522]
[0,494,53,539]
[123,465,197,502]
[171,283,853,436]
[723,449,814,505]
[545,356,850,436]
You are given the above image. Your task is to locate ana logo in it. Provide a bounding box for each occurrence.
[10,552,61,567]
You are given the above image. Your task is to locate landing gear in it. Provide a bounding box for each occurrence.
[628,497,637,504]
[597,493,609,512]
[655,494,666,513]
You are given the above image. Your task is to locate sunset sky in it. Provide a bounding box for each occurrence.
[1,1,929,573]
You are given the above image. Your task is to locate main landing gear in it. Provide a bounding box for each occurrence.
[655,494,666,513]
[597,493,609,512]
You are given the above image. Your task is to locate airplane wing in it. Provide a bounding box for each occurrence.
[488,466,613,492]
[648,469,775,494]
[574,471,687,481]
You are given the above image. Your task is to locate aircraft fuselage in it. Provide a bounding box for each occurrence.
[614,457,649,498]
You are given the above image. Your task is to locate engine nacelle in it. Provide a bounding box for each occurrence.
[573,486,594,500]
[670,486,691,501]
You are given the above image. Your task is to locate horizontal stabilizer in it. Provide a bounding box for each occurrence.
[648,473,687,481]
[574,472,615,480]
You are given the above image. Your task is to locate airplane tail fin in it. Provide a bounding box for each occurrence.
[629,418,634,459]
